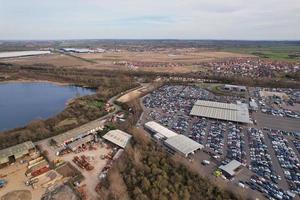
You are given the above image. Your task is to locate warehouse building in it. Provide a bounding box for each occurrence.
[0,141,35,167]
[102,129,132,148]
[144,121,178,140]
[219,160,242,179]
[52,118,104,147]
[190,100,251,124]
[224,84,247,92]
[164,135,204,157]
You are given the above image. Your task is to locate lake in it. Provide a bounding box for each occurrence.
[0,82,95,131]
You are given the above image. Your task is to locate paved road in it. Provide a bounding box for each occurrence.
[254,112,300,132]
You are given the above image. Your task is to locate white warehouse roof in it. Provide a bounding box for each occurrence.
[190,100,251,124]
[164,135,204,157]
[144,121,178,139]
[103,129,132,148]
[219,160,242,177]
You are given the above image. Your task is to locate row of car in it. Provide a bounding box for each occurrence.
[245,175,294,200]
[188,118,208,145]
[293,140,300,153]
[247,128,279,183]
[206,121,226,158]
[171,116,190,135]
[143,85,204,115]
[226,123,247,164]
[268,130,300,195]
[261,108,300,119]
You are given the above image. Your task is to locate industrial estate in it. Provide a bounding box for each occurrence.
[0,40,299,200]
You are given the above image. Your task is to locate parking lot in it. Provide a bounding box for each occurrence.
[140,84,300,199]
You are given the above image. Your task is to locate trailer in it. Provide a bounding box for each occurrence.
[28,156,44,166]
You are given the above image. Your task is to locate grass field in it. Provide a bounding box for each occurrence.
[88,100,104,108]
[224,45,300,61]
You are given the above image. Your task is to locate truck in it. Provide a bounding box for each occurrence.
[201,160,210,165]
[0,180,7,188]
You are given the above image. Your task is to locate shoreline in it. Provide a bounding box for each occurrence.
[0,79,71,86]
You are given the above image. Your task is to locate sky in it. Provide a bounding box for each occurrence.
[0,0,299,40]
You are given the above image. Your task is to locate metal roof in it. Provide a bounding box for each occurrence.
[145,121,178,139]
[190,100,251,124]
[52,118,104,145]
[0,141,35,164]
[224,84,247,90]
[164,135,204,156]
[102,130,132,148]
[68,135,94,150]
[219,160,242,176]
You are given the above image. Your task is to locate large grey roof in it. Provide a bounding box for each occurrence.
[145,121,178,139]
[103,130,132,148]
[52,118,104,145]
[0,141,35,164]
[164,135,203,156]
[190,100,251,124]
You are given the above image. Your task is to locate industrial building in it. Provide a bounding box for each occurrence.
[144,121,203,157]
[164,135,204,157]
[51,118,104,147]
[61,48,95,53]
[102,129,132,148]
[224,84,247,92]
[190,100,251,124]
[219,160,242,179]
[0,141,35,167]
[144,121,178,140]
[68,135,94,152]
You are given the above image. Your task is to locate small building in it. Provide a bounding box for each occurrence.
[164,135,204,157]
[224,84,247,92]
[219,160,242,179]
[0,141,35,167]
[144,121,178,140]
[102,130,132,148]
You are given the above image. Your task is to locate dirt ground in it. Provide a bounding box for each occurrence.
[0,50,254,74]
[1,53,90,67]
[76,50,252,63]
[117,83,156,103]
[37,139,111,200]
[0,162,47,200]
[1,190,31,200]
[41,184,79,200]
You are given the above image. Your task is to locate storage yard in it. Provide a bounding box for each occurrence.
[140,84,300,199]
[0,113,132,200]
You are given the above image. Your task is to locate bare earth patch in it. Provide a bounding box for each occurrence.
[1,190,31,200]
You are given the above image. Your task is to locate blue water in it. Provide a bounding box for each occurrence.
[0,82,95,131]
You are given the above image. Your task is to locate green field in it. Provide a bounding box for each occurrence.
[88,100,104,108]
[224,45,300,61]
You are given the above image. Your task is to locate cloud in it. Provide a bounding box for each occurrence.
[0,0,299,40]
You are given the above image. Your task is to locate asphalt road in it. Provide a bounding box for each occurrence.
[254,112,300,132]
